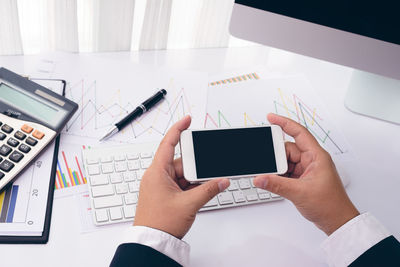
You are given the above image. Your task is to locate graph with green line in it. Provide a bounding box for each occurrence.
[206,74,352,160]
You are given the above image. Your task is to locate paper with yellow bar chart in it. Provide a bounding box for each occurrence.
[206,72,354,161]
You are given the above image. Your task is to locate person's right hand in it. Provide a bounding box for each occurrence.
[253,113,359,235]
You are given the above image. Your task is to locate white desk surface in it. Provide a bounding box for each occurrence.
[1,47,399,267]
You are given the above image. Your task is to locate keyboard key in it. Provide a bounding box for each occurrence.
[136,170,145,180]
[109,207,123,220]
[123,206,136,219]
[1,124,13,134]
[93,195,123,209]
[217,192,234,205]
[87,165,100,175]
[246,194,258,202]
[204,197,219,207]
[95,209,109,223]
[114,155,126,161]
[9,151,24,163]
[7,138,20,147]
[21,124,33,134]
[128,181,140,192]
[140,151,152,158]
[89,174,109,186]
[14,131,26,140]
[115,162,127,172]
[258,193,271,200]
[126,153,139,160]
[91,184,114,197]
[18,144,31,153]
[101,156,113,163]
[124,193,138,205]
[0,160,15,172]
[115,183,128,194]
[86,157,99,165]
[127,160,140,170]
[228,180,239,191]
[271,193,280,198]
[32,130,45,140]
[25,137,38,146]
[101,163,114,174]
[110,173,123,183]
[0,171,4,180]
[0,145,12,156]
[123,172,136,182]
[0,132,6,141]
[233,191,246,203]
[140,158,152,169]
[239,178,251,189]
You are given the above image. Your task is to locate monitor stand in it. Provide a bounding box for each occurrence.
[344,70,400,125]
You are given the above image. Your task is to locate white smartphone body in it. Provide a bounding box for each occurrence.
[180,125,288,183]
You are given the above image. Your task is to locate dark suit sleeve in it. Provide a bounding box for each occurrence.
[110,243,182,267]
[349,236,400,267]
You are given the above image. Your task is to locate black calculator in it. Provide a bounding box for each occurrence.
[0,68,78,191]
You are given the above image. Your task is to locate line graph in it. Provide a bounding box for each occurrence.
[62,77,200,143]
[205,75,352,159]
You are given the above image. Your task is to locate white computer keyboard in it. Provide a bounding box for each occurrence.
[82,142,283,226]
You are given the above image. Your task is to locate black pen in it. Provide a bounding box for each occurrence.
[99,89,167,141]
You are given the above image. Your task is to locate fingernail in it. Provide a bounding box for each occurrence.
[218,179,230,192]
[262,178,268,189]
[254,177,268,189]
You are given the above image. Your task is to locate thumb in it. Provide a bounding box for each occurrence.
[185,179,230,210]
[253,174,300,201]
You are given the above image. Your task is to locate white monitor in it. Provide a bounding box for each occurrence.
[230,1,400,124]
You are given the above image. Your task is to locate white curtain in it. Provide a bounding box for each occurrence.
[0,0,255,55]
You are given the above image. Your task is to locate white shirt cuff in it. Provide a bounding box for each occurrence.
[321,212,390,267]
[121,226,190,266]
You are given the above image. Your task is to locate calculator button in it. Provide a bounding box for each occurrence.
[0,171,4,180]
[9,151,24,163]
[0,132,5,141]
[1,124,13,134]
[25,137,38,146]
[32,130,45,140]
[14,131,27,140]
[21,124,33,134]
[0,145,12,156]
[7,138,20,147]
[18,144,31,153]
[0,159,15,172]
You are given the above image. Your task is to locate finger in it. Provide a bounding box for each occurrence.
[173,158,183,178]
[183,179,230,210]
[177,177,190,189]
[253,174,301,201]
[154,115,191,165]
[267,113,320,152]
[285,142,301,164]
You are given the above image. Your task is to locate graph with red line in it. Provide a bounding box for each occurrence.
[55,146,88,190]
[206,74,353,160]
[62,77,200,143]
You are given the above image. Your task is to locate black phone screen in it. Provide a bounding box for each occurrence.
[192,127,277,178]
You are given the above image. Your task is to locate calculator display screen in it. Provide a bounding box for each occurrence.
[0,83,69,129]
[192,127,277,178]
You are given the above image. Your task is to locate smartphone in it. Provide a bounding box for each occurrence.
[180,125,287,182]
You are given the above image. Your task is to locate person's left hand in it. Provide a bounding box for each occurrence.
[134,115,230,239]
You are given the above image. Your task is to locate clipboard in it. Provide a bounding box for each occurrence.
[0,79,66,243]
